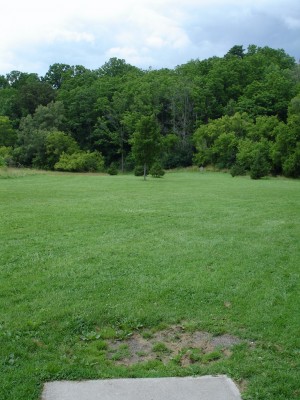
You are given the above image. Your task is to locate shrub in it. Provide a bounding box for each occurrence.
[250,151,271,179]
[150,162,165,178]
[83,151,104,172]
[46,131,79,169]
[282,143,300,178]
[134,165,145,176]
[54,151,104,172]
[107,163,118,175]
[0,146,14,167]
[230,163,246,177]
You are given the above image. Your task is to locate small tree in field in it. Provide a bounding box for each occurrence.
[150,162,165,177]
[250,150,271,179]
[130,115,161,180]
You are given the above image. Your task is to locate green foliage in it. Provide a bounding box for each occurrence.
[14,129,49,168]
[193,113,251,168]
[43,63,73,89]
[0,116,17,147]
[0,46,299,177]
[149,162,165,177]
[134,165,145,176]
[97,57,141,77]
[58,84,99,147]
[0,146,13,167]
[14,102,68,168]
[247,115,280,141]
[107,163,118,175]
[0,88,18,124]
[130,115,161,179]
[282,143,300,177]
[230,163,246,177]
[46,131,79,169]
[163,138,194,169]
[0,75,9,89]
[33,101,66,131]
[54,151,104,172]
[250,149,271,179]
[17,80,55,116]
[237,65,296,120]
[212,132,238,168]
[236,138,271,179]
[270,96,300,176]
[226,45,245,59]
[236,139,259,170]
[4,72,55,118]
[91,117,123,167]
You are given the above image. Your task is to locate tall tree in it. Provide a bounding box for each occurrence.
[14,101,68,168]
[17,80,55,116]
[226,45,245,59]
[97,57,141,77]
[43,63,73,89]
[130,115,161,180]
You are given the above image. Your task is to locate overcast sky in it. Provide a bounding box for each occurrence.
[1,0,299,76]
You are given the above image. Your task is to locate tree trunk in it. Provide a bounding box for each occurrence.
[143,163,147,180]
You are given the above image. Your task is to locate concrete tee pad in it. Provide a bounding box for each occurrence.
[42,375,242,400]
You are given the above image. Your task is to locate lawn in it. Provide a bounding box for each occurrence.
[0,170,299,399]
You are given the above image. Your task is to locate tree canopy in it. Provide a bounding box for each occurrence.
[0,46,299,178]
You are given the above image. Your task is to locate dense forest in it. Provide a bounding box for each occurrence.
[0,44,299,178]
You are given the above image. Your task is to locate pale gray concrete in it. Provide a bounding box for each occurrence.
[42,375,242,400]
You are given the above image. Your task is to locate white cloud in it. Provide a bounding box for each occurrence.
[284,17,300,29]
[104,4,191,68]
[47,30,95,44]
[129,7,191,49]
[106,46,153,66]
[0,0,299,74]
[146,36,167,49]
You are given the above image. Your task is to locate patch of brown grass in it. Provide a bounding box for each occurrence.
[106,325,242,366]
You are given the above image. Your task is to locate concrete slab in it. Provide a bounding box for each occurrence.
[42,375,242,400]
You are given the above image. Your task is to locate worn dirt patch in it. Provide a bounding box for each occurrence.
[107,325,242,366]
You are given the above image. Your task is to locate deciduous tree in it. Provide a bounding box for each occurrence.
[0,116,17,147]
[130,115,161,180]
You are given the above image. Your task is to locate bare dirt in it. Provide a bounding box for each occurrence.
[107,325,243,366]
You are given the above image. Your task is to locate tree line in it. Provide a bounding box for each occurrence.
[0,44,299,178]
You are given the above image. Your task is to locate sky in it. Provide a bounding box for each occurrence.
[1,0,299,76]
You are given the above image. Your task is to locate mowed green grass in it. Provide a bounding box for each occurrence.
[0,170,299,399]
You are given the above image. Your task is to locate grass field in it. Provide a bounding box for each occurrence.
[0,169,299,399]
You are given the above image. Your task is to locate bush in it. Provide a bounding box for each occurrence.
[46,131,79,169]
[134,165,145,176]
[0,146,14,167]
[282,144,300,178]
[123,153,135,171]
[150,162,165,178]
[54,151,104,172]
[107,163,118,175]
[230,163,246,177]
[250,151,271,179]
